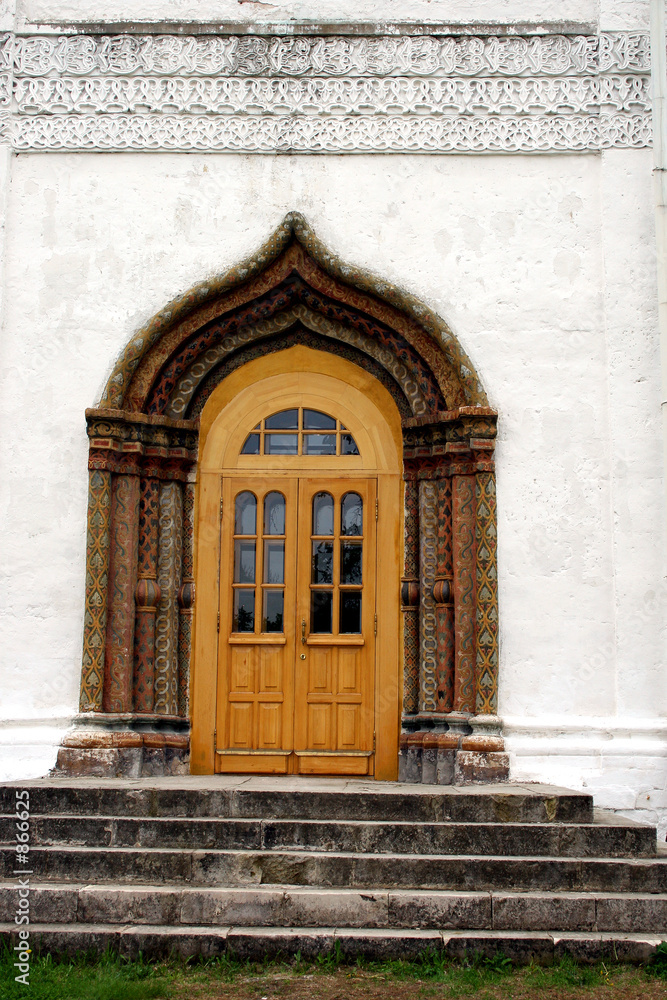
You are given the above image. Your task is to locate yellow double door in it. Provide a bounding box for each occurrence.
[215,475,376,775]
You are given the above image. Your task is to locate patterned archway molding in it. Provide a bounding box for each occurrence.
[61,213,506,783]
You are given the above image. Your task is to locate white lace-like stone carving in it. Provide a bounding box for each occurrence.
[13,74,650,117]
[4,32,650,78]
[2,112,650,152]
[0,30,653,152]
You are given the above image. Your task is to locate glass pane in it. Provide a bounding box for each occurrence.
[263,590,284,633]
[340,592,362,634]
[265,409,298,429]
[241,433,260,455]
[341,541,362,585]
[312,541,333,584]
[264,541,285,584]
[234,492,256,535]
[264,492,285,535]
[312,492,334,535]
[311,590,333,633]
[341,493,363,536]
[233,589,255,632]
[234,540,256,583]
[341,434,360,456]
[265,433,298,455]
[303,409,336,430]
[303,434,336,455]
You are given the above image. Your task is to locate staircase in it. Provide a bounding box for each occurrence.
[1,777,666,963]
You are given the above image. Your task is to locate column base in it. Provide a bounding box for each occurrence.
[53,713,190,778]
[398,714,508,785]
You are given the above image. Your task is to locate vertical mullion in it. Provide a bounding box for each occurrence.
[333,490,340,634]
[256,492,264,634]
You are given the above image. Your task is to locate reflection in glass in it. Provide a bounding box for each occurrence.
[264,492,285,535]
[341,541,362,585]
[303,409,336,430]
[233,589,255,632]
[341,493,363,536]
[312,492,334,535]
[312,541,333,584]
[311,590,333,633]
[303,434,336,455]
[265,409,298,429]
[234,492,256,535]
[234,540,256,583]
[265,433,298,455]
[264,541,285,584]
[340,592,362,633]
[341,434,360,455]
[241,433,260,455]
[263,590,284,632]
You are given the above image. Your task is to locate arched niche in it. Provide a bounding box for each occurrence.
[61,213,505,784]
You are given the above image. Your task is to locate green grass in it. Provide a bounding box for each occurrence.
[0,944,175,1000]
[1,941,666,1000]
[647,940,667,978]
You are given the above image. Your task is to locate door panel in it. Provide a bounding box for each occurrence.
[216,474,376,775]
[216,477,297,773]
[294,478,376,775]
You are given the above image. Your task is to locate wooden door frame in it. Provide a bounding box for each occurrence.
[190,347,403,779]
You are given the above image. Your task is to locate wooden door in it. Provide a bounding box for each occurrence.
[215,475,376,775]
[215,477,298,773]
[294,478,376,775]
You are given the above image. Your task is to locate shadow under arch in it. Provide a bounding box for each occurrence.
[63,213,504,784]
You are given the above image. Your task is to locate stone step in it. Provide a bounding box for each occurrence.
[4,846,666,891]
[2,883,667,934]
[1,922,663,964]
[0,813,654,858]
[0,779,594,824]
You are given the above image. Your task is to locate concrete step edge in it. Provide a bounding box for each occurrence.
[2,845,664,862]
[0,816,643,830]
[1,923,665,964]
[3,885,667,933]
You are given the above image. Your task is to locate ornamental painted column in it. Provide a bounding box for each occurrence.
[80,468,112,712]
[401,477,420,714]
[434,475,455,712]
[452,473,476,714]
[154,480,183,716]
[475,471,499,715]
[419,479,438,712]
[103,473,141,713]
[177,479,196,717]
[133,476,161,713]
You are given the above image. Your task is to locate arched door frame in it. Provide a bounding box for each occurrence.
[61,213,506,784]
[191,348,403,778]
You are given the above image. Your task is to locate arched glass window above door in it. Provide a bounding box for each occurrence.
[241,408,360,457]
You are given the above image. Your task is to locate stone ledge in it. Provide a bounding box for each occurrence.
[54,745,189,779]
[399,730,509,785]
[1,922,663,964]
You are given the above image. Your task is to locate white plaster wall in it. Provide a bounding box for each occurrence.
[17,0,599,30]
[15,0,654,32]
[0,149,664,825]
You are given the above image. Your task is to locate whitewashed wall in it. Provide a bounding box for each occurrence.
[0,0,665,833]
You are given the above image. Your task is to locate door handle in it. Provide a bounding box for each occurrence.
[301,618,306,644]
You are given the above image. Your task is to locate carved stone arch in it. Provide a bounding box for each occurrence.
[61,213,506,783]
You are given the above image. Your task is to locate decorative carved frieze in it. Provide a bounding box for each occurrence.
[11,74,650,117]
[3,32,649,78]
[0,29,653,152]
